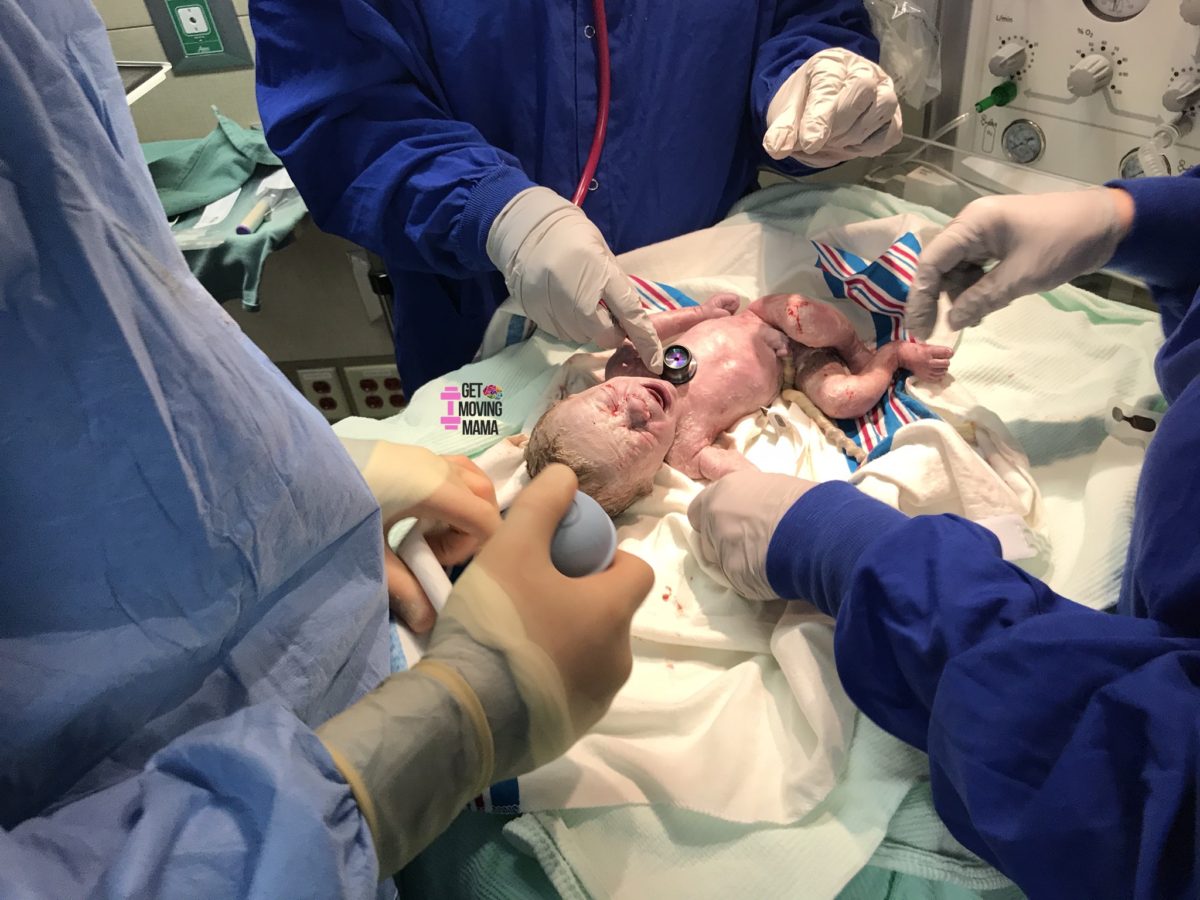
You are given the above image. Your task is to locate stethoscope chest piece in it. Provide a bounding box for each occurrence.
[661,345,697,385]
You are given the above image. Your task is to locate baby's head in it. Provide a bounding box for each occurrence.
[525,377,680,516]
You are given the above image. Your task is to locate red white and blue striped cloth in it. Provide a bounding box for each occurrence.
[468,778,521,815]
[628,275,699,312]
[811,232,938,471]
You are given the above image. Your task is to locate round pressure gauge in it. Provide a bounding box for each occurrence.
[1083,0,1150,22]
[1001,120,1046,165]
[1119,148,1171,179]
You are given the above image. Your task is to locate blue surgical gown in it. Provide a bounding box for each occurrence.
[0,3,389,896]
[765,172,1200,897]
[249,0,879,393]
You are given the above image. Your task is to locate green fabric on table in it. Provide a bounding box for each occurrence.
[400,812,1019,900]
[398,812,562,900]
[167,165,307,311]
[142,108,281,216]
[142,109,307,311]
[838,866,1025,900]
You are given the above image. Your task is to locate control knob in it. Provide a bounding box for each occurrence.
[1163,70,1200,112]
[989,41,1027,78]
[1068,54,1114,97]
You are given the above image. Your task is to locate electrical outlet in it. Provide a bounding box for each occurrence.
[344,364,406,419]
[296,367,350,422]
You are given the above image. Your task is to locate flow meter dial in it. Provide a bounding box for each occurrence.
[1119,148,1171,179]
[1002,120,1046,164]
[1083,0,1150,22]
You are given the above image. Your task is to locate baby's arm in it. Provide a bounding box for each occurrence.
[649,293,741,340]
[605,294,742,378]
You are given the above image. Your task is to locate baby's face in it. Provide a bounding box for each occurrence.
[549,377,681,484]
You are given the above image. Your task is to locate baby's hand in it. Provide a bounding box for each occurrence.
[703,293,742,318]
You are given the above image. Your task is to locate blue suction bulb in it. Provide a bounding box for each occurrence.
[550,491,618,577]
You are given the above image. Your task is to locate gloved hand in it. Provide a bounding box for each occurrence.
[340,439,501,631]
[905,188,1135,340]
[316,464,653,876]
[487,186,663,371]
[687,471,815,600]
[763,48,903,168]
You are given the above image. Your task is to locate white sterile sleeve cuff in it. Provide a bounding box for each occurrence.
[485,186,575,275]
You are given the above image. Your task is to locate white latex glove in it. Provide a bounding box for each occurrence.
[340,438,500,534]
[487,186,663,371]
[687,471,815,600]
[317,465,653,876]
[763,48,903,168]
[340,438,502,631]
[905,188,1135,340]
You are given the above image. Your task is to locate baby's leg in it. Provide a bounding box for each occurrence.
[749,294,874,371]
[797,345,902,421]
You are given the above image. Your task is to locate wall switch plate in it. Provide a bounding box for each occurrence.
[144,0,253,75]
[296,367,350,422]
[343,364,406,419]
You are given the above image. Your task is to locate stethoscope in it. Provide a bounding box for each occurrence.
[660,344,698,385]
[572,0,611,207]
[575,4,702,390]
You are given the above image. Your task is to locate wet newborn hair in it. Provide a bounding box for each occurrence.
[524,403,652,518]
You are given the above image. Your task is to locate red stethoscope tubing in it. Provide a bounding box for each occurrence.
[571,0,611,207]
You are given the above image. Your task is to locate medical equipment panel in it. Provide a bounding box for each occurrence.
[951,0,1200,187]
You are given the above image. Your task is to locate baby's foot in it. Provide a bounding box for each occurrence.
[898,341,953,382]
[703,293,742,318]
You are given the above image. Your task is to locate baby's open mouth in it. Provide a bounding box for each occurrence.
[642,381,673,413]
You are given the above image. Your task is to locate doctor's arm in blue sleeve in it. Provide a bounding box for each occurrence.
[0,654,505,900]
[765,484,1200,899]
[249,0,535,276]
[1106,168,1200,403]
[0,706,379,898]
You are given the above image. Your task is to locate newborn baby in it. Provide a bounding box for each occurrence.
[525,293,951,515]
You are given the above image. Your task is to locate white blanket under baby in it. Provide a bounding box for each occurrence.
[455,227,1043,825]
[334,183,1163,894]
